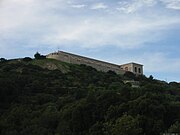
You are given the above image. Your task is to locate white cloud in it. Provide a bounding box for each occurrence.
[91,3,108,10]
[117,0,157,13]
[71,4,86,8]
[41,15,180,49]
[161,0,180,10]
[139,53,179,72]
[116,0,180,13]
[0,0,180,50]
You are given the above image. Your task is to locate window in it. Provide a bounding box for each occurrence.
[125,67,128,71]
[134,67,137,72]
[138,68,141,73]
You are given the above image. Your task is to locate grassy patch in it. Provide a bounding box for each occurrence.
[29,59,72,73]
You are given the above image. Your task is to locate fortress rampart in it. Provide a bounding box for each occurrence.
[46,51,143,75]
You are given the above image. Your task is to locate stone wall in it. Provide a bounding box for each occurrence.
[120,63,143,75]
[46,51,126,75]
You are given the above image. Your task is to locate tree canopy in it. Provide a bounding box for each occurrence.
[0,58,180,135]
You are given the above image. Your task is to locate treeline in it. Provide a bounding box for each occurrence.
[0,59,180,135]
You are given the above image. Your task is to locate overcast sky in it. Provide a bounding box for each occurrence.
[1,0,180,82]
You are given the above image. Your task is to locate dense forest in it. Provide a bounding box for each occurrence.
[0,57,180,135]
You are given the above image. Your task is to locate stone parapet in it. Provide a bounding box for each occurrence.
[46,51,143,75]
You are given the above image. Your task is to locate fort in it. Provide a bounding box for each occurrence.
[46,51,143,75]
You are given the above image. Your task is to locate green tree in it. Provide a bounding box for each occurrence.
[23,57,32,62]
[34,52,41,59]
[149,75,154,80]
[123,71,136,80]
[89,122,105,135]
[0,58,7,62]
[112,114,142,135]
[168,121,180,133]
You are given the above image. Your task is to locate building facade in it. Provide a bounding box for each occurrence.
[120,63,143,75]
[46,51,143,75]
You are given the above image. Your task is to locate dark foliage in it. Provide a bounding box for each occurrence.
[34,52,46,59]
[0,58,7,62]
[0,59,180,135]
[23,57,33,62]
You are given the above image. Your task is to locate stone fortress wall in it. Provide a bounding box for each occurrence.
[46,51,143,75]
[120,63,143,75]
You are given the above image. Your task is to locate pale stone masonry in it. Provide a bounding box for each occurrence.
[120,63,143,75]
[46,51,143,75]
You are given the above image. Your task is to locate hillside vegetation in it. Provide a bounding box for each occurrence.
[0,58,180,135]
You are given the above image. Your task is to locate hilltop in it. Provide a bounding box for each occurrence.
[0,57,180,135]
